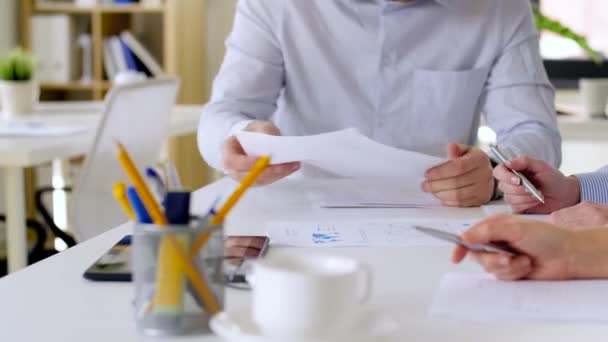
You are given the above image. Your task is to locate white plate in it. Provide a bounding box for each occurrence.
[209,306,399,342]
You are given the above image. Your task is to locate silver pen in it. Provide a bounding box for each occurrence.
[489,144,545,204]
[414,226,519,256]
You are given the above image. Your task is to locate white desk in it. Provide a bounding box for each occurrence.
[555,89,608,142]
[0,179,606,341]
[0,102,202,272]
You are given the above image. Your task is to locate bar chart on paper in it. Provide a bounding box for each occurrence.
[266,221,473,247]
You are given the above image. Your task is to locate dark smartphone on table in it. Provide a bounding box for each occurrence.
[83,235,133,282]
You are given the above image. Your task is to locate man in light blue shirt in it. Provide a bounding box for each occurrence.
[494,157,608,227]
[199,0,562,207]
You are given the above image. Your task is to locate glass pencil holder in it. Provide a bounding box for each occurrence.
[133,217,224,336]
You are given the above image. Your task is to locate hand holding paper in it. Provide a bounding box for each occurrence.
[236,128,444,181]
[222,121,300,185]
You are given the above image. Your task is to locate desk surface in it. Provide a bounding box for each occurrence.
[0,102,202,167]
[0,178,606,342]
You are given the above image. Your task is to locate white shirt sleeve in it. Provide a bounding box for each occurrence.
[481,1,562,167]
[198,0,284,170]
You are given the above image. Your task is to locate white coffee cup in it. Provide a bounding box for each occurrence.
[579,78,608,118]
[249,252,373,338]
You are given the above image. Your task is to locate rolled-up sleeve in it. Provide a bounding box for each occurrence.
[577,166,608,204]
[198,0,285,170]
[481,0,562,167]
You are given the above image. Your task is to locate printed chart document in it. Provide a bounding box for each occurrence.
[237,128,445,181]
[267,220,473,247]
[0,121,88,137]
[431,273,608,323]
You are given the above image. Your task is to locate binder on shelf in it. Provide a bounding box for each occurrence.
[103,38,118,81]
[119,38,139,72]
[120,31,164,77]
[109,37,128,73]
[31,15,79,83]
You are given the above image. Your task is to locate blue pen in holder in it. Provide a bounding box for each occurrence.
[132,216,224,336]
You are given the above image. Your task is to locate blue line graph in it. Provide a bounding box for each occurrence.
[311,226,342,244]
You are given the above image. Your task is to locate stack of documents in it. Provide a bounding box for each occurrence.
[0,121,88,137]
[237,128,444,180]
[431,273,608,323]
[267,220,472,247]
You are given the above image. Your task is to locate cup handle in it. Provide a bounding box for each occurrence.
[357,263,373,304]
[245,264,256,288]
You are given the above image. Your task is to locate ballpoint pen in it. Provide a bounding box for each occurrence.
[414,226,519,256]
[166,160,182,190]
[489,144,545,204]
[126,186,153,224]
[146,167,168,202]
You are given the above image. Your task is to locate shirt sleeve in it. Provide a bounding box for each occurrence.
[576,166,608,204]
[198,0,285,170]
[481,0,562,168]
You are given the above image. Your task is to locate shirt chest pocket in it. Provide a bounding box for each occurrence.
[407,67,489,153]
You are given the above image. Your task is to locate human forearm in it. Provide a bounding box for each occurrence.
[483,33,562,169]
[569,228,608,279]
[198,0,285,170]
[198,110,255,170]
[499,129,562,168]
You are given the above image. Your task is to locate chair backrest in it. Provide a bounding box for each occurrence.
[70,79,179,241]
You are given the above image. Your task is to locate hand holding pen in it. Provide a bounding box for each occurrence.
[491,150,581,214]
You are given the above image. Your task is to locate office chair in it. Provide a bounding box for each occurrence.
[35,78,180,245]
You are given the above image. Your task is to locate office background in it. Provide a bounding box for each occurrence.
[0,0,238,267]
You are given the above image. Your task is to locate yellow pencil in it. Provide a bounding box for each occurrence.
[115,141,168,225]
[112,182,135,220]
[114,140,220,314]
[190,156,271,257]
[211,156,271,225]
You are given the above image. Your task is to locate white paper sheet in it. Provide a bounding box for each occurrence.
[431,273,608,323]
[481,204,513,216]
[307,180,441,208]
[0,121,88,137]
[236,128,445,181]
[266,221,473,247]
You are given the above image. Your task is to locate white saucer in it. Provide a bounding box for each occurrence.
[209,307,399,342]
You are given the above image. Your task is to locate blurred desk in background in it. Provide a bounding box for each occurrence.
[555,90,608,174]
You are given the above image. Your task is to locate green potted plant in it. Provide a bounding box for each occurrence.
[0,48,38,119]
[532,6,603,64]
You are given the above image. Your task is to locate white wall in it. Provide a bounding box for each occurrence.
[206,0,237,86]
[0,0,18,54]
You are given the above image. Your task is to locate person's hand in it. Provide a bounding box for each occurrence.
[222,121,300,185]
[423,143,494,207]
[493,156,580,214]
[224,236,268,260]
[452,215,576,281]
[550,202,608,229]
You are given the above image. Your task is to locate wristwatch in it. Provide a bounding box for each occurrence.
[490,158,504,201]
